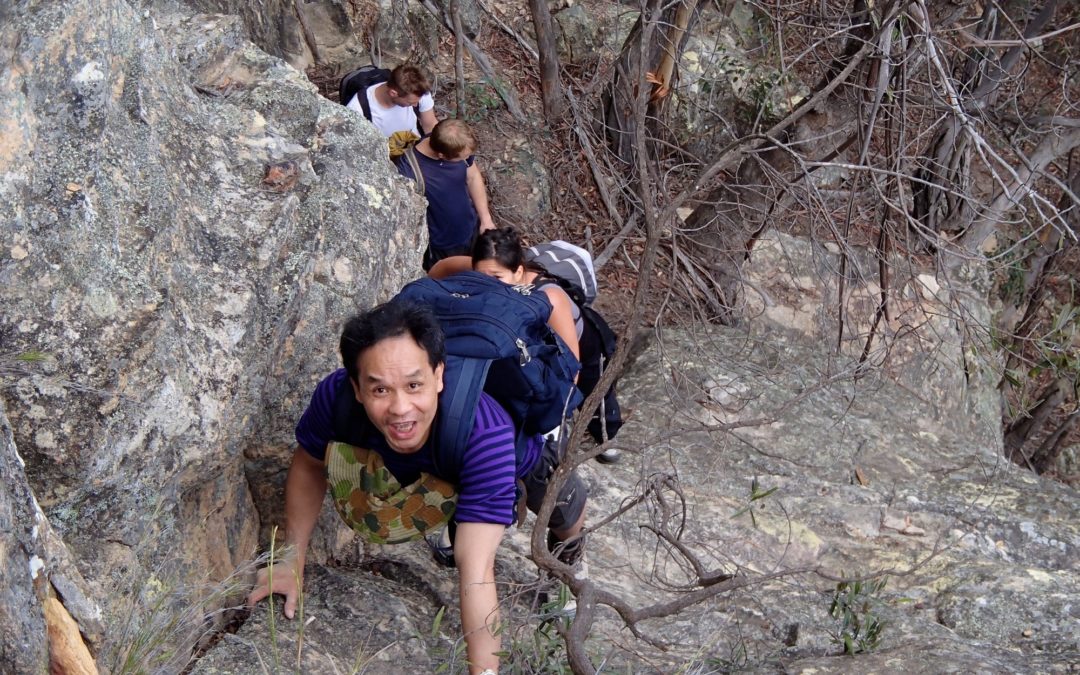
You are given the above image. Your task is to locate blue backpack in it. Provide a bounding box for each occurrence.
[333,272,582,480]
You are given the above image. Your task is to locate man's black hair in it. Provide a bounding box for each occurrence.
[339,300,446,383]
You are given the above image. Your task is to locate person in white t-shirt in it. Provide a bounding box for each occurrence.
[345,64,438,138]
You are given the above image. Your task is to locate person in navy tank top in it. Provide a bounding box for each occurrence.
[397,119,496,271]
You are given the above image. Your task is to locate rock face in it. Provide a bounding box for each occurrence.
[0,400,102,674]
[554,5,599,64]
[1,0,424,668]
[179,0,362,70]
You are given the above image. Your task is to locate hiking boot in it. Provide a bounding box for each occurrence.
[596,447,622,464]
[547,531,586,567]
[425,527,455,568]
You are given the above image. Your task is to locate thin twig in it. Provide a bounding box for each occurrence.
[958,21,1080,49]
[418,0,527,121]
[594,215,639,271]
[567,89,623,224]
[476,0,538,60]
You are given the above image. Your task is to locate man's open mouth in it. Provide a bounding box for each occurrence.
[389,421,416,437]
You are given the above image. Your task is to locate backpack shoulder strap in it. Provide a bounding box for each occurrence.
[339,64,391,120]
[580,305,617,357]
[534,271,587,309]
[432,357,490,481]
[404,145,426,196]
[359,89,373,120]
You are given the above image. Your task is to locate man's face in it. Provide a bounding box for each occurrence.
[351,334,444,454]
[388,88,422,108]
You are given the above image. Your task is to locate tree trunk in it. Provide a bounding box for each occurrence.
[601,0,702,165]
[680,105,861,324]
[450,0,467,118]
[528,0,563,120]
[1004,377,1071,466]
[1000,165,1080,387]
[678,2,891,323]
[911,1,1060,246]
[1030,410,1079,475]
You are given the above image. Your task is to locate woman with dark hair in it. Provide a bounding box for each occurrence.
[430,228,623,463]
[428,227,580,361]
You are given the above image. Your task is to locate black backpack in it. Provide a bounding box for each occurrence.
[576,305,623,443]
[338,64,391,117]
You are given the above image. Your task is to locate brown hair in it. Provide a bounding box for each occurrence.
[429,119,476,158]
[388,64,431,97]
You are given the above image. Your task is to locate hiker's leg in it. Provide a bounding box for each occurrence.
[524,435,588,565]
[550,506,585,539]
[547,507,586,566]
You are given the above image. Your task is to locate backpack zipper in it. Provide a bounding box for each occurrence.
[443,310,544,365]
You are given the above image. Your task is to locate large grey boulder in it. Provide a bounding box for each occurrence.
[177,0,362,70]
[1,0,423,668]
[367,0,442,65]
[554,5,599,64]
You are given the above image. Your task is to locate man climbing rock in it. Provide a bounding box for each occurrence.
[344,63,439,137]
[247,300,587,674]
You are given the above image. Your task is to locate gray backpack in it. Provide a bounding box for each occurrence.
[523,240,598,307]
[524,240,622,443]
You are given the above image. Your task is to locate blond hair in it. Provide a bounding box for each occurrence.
[429,119,476,158]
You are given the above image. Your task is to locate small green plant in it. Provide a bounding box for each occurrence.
[729,476,778,527]
[495,618,570,675]
[103,551,259,674]
[0,350,51,381]
[14,350,48,362]
[681,637,749,673]
[463,82,503,122]
[828,576,887,655]
[425,605,467,674]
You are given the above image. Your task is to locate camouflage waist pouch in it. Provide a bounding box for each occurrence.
[326,442,457,545]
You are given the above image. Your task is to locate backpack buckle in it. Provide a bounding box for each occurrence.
[516,338,531,365]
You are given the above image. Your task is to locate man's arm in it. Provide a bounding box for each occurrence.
[454,521,506,674]
[418,108,438,136]
[246,447,327,618]
[466,161,496,232]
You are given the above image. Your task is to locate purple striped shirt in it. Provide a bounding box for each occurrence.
[295,369,542,525]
